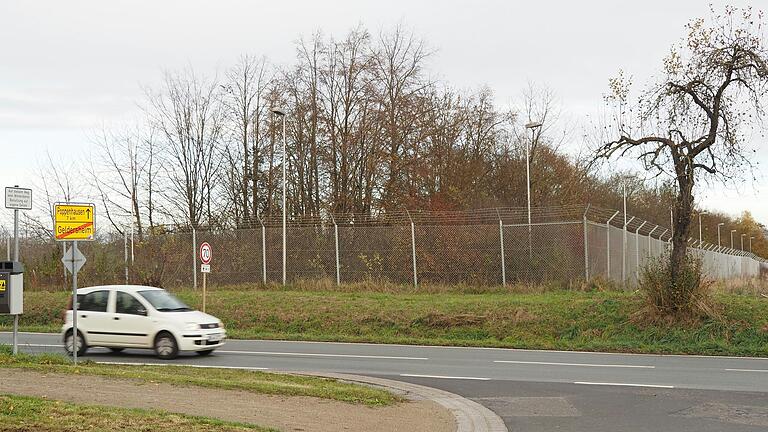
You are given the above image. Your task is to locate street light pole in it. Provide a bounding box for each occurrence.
[749,236,754,253]
[698,211,708,247]
[524,121,542,261]
[717,223,724,248]
[741,234,746,251]
[272,108,287,286]
[730,230,736,250]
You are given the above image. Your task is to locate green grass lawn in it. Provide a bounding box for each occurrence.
[0,394,274,431]
[2,286,768,356]
[0,348,397,406]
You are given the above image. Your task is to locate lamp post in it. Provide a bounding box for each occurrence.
[741,233,746,251]
[717,222,724,247]
[698,211,708,247]
[749,236,754,253]
[272,107,287,285]
[730,229,737,250]
[524,121,542,260]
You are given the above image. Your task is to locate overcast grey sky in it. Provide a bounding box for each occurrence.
[0,0,765,224]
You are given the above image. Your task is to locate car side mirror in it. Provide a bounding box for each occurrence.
[137,307,147,316]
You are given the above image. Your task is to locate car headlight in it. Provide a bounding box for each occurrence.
[184,322,201,331]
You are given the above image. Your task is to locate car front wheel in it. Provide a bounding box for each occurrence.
[154,332,179,360]
[64,330,87,357]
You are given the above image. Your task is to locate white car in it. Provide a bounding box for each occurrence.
[62,285,226,359]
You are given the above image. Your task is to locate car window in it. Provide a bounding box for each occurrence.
[78,290,109,312]
[138,290,191,312]
[116,291,145,315]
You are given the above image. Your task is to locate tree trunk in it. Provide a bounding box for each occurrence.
[669,174,694,310]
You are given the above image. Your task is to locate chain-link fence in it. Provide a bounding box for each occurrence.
[7,205,768,291]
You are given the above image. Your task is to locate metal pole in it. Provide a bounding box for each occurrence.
[12,208,19,355]
[606,211,619,280]
[635,221,647,282]
[731,230,736,249]
[741,235,745,251]
[192,228,197,289]
[622,184,627,287]
[261,219,267,284]
[13,209,19,261]
[499,216,506,287]
[717,224,722,247]
[583,214,589,281]
[72,240,78,365]
[282,115,287,286]
[407,210,417,288]
[124,227,128,284]
[526,131,532,262]
[648,225,658,254]
[750,237,753,253]
[5,237,9,260]
[698,213,704,247]
[333,216,340,286]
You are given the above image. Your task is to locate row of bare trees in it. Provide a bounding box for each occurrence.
[25,22,764,262]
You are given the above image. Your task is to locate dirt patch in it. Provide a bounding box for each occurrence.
[0,369,455,432]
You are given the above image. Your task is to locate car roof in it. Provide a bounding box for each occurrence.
[75,285,165,294]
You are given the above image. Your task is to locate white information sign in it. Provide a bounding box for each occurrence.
[5,187,32,210]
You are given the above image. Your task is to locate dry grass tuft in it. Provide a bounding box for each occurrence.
[633,252,720,325]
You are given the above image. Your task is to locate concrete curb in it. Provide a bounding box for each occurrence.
[305,372,508,432]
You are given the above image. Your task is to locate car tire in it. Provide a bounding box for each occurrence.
[196,349,214,356]
[109,347,125,353]
[154,331,179,360]
[64,330,87,357]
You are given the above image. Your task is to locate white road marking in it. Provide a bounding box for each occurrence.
[725,368,768,373]
[97,361,269,370]
[494,360,654,369]
[574,381,674,389]
[400,373,491,381]
[218,350,428,361]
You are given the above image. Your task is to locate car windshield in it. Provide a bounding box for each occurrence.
[138,290,192,312]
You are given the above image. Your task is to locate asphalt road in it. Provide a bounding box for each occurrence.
[3,332,768,431]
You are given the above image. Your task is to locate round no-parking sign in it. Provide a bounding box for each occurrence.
[199,242,212,264]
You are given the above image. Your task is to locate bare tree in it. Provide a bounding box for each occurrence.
[595,6,768,302]
[145,69,225,228]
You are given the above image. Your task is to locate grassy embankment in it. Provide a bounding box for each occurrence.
[3,280,768,356]
[0,347,397,406]
[0,394,274,431]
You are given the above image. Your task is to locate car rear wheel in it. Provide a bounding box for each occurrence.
[154,332,178,360]
[64,330,87,357]
[196,349,214,356]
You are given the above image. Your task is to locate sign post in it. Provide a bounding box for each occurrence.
[5,186,32,355]
[55,203,95,365]
[199,242,211,312]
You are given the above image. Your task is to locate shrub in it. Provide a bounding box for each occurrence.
[636,252,717,322]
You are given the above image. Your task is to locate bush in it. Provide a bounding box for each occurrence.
[637,252,717,322]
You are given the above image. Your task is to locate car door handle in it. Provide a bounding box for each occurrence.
[80,314,87,318]
[113,317,120,320]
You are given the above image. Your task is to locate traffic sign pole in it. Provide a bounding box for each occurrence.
[12,207,18,355]
[72,240,78,365]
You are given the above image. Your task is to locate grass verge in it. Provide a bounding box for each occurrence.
[0,394,274,431]
[0,348,398,407]
[2,285,768,356]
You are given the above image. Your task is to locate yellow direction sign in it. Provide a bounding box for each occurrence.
[54,203,95,241]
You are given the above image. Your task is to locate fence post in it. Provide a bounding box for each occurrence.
[622,216,635,288]
[497,209,506,287]
[583,217,589,282]
[124,226,129,284]
[259,217,266,285]
[192,227,197,290]
[635,221,647,283]
[606,211,619,280]
[407,210,418,289]
[332,215,340,286]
